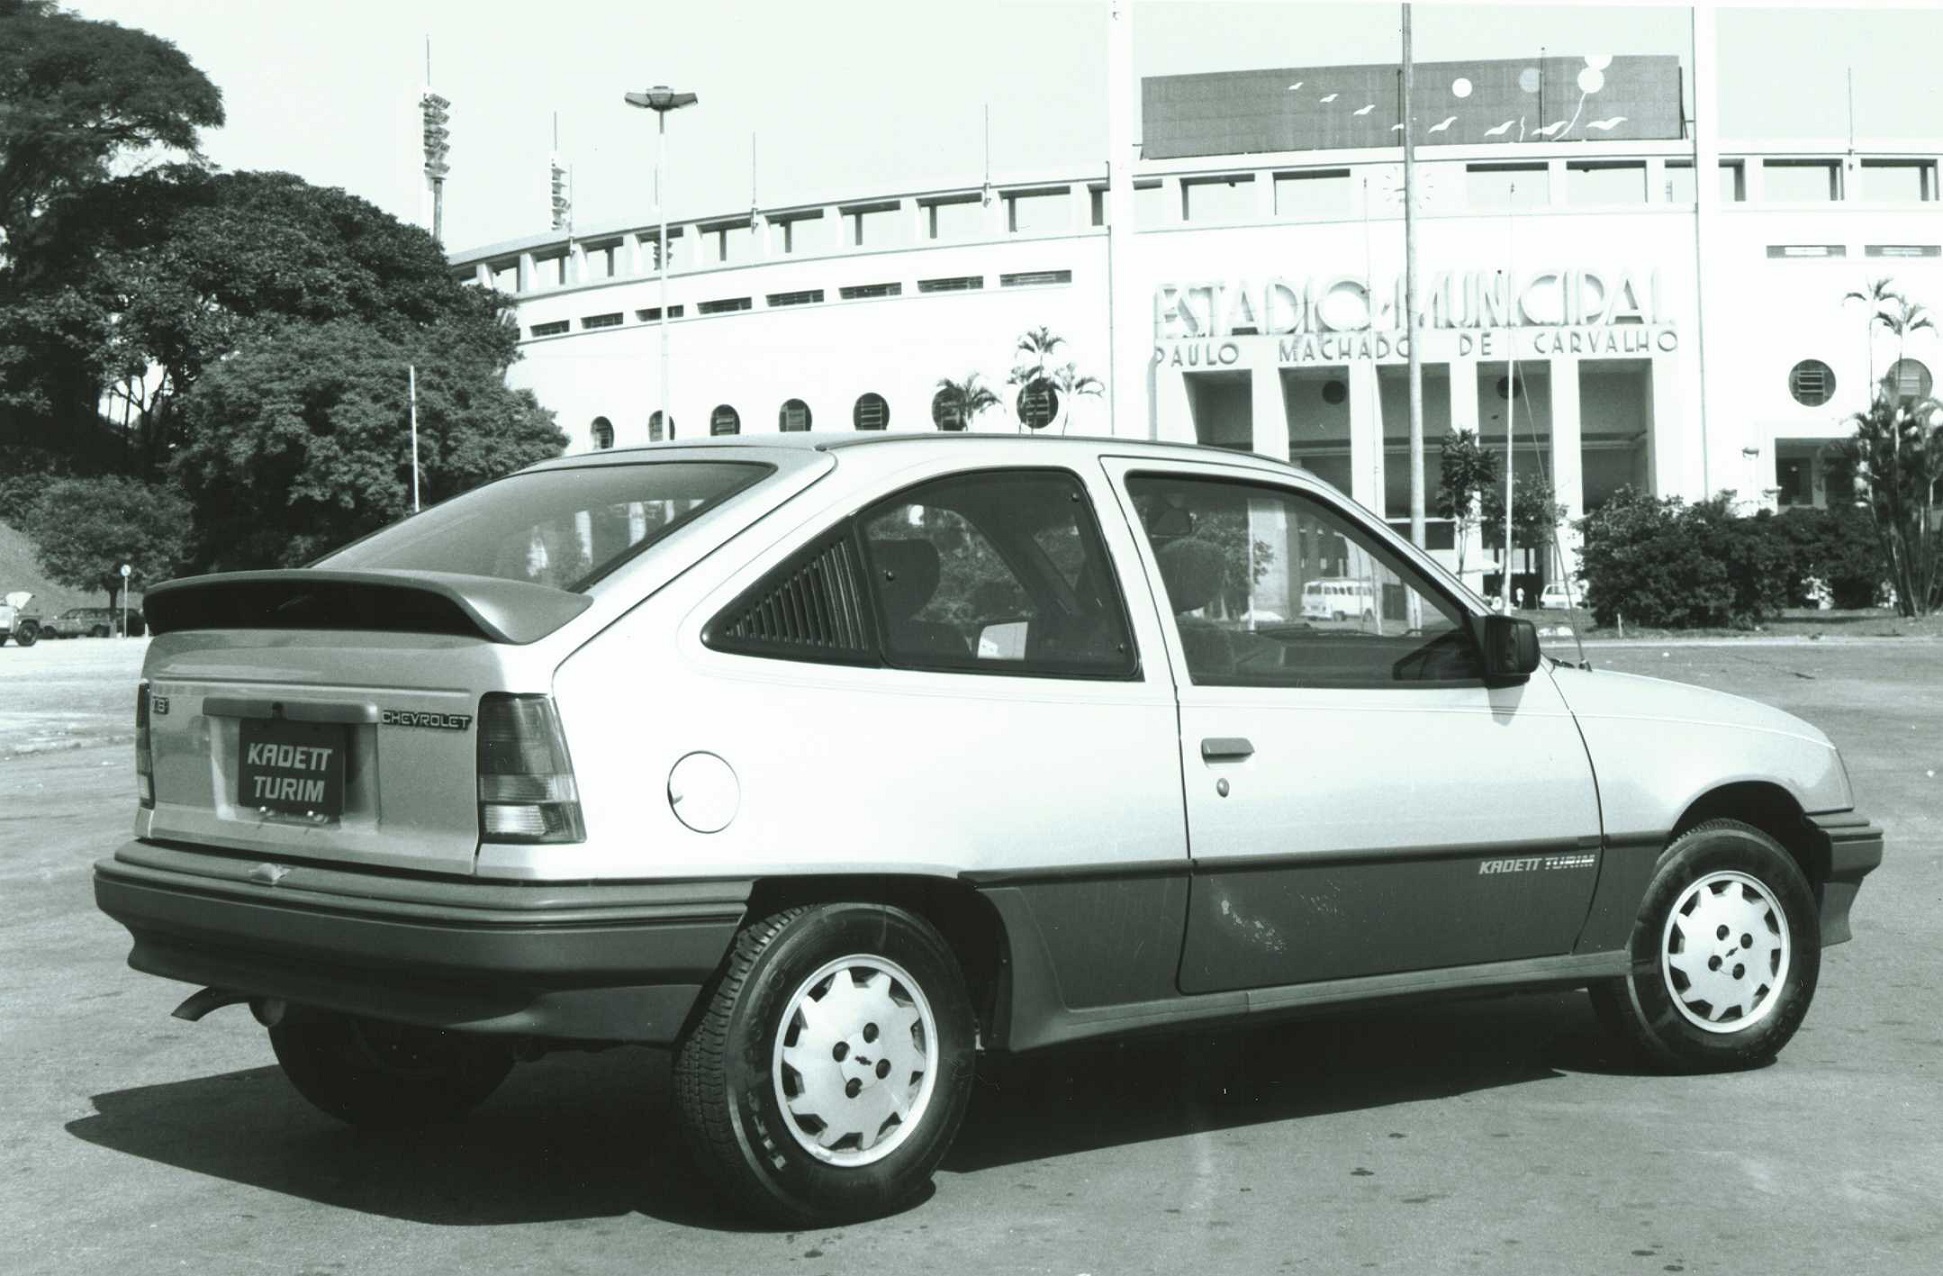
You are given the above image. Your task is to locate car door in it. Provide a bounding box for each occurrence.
[1104,458,1603,994]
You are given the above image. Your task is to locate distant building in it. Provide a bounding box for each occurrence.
[448,54,1942,584]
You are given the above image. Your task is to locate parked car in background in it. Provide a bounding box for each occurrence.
[44,605,145,638]
[1540,581,1575,610]
[1298,576,1377,622]
[0,591,41,646]
[96,434,1882,1224]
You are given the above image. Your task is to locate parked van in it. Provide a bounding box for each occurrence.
[1299,577,1376,622]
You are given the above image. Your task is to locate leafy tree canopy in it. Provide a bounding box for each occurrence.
[172,320,564,570]
[0,0,223,262]
[27,473,191,607]
[1,167,516,463]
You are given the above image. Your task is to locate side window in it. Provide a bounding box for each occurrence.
[1125,473,1482,688]
[858,469,1137,677]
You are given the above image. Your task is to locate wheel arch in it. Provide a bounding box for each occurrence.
[1669,780,1829,889]
[743,874,1010,1048]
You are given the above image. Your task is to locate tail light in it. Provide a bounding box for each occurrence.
[135,681,154,807]
[477,693,585,843]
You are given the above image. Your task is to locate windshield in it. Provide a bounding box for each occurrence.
[316,461,773,591]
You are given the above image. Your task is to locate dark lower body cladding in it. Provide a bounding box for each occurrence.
[93,840,752,1043]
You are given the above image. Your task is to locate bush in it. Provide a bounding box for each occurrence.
[1578,488,1808,629]
[1773,505,1884,609]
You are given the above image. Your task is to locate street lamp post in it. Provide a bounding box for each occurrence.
[625,86,698,440]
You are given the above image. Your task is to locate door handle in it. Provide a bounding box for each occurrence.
[1200,737,1254,761]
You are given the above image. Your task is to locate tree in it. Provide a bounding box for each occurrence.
[1433,429,1500,576]
[1480,471,1565,553]
[1826,375,1942,617]
[1845,279,1934,399]
[27,474,191,610]
[0,0,223,264]
[171,320,565,570]
[932,373,999,432]
[1007,327,1101,431]
[2,167,516,468]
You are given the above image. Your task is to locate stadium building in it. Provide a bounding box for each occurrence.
[446,38,1942,585]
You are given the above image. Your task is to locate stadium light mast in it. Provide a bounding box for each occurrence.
[625,85,699,440]
[420,39,451,245]
[1401,4,1426,549]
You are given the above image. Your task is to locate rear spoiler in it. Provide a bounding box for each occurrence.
[143,570,593,645]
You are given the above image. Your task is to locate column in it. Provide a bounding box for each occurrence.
[827,204,849,248]
[621,232,643,276]
[473,261,492,288]
[1068,182,1092,231]
[1153,360,1194,444]
[909,198,929,243]
[569,241,588,286]
[1162,175,1186,225]
[515,252,535,294]
[1645,158,1667,204]
[1255,169,1277,221]
[1547,158,1568,207]
[1648,352,1687,498]
[1250,349,1289,462]
[750,214,771,261]
[1548,357,1585,574]
[982,190,1006,237]
[1348,361,1385,515]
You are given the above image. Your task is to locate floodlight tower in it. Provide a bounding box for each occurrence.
[420,43,452,245]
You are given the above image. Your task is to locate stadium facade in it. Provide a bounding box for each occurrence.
[446,41,1943,582]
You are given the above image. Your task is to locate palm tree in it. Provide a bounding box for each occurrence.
[1844,278,1935,396]
[1008,327,1066,388]
[1049,363,1104,434]
[932,373,998,432]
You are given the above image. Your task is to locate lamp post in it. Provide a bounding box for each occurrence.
[625,85,698,440]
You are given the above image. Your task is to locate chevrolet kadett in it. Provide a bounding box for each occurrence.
[95,433,1882,1223]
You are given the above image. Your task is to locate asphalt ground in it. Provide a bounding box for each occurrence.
[1,636,1938,1275]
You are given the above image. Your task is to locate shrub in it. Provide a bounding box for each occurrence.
[1578,488,1808,629]
[1773,505,1884,609]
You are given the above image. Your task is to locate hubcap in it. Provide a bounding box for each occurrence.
[770,955,937,1166]
[1661,871,1791,1034]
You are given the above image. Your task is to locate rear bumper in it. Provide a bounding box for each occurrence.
[1809,812,1884,946]
[94,840,750,1043]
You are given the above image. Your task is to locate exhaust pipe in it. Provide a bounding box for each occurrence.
[169,988,288,1026]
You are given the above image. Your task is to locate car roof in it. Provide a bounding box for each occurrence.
[521,431,1308,475]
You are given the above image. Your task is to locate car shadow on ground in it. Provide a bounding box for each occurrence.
[65,990,1632,1232]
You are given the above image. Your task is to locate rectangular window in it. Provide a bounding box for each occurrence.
[927,198,982,240]
[1763,159,1842,202]
[1663,159,1696,204]
[635,305,686,321]
[1124,473,1482,689]
[1181,175,1256,223]
[1133,179,1170,228]
[580,312,622,330]
[1466,163,1548,210]
[918,276,983,293]
[1766,245,1847,258]
[1858,160,1937,202]
[529,320,569,338]
[1720,160,1746,202]
[1000,270,1072,288]
[697,297,752,315]
[839,282,902,300]
[1274,170,1352,217]
[1565,161,1647,205]
[766,289,824,307]
[1090,186,1106,226]
[774,212,832,255]
[1006,189,1070,234]
[847,205,900,248]
[856,469,1137,679]
[1866,244,1942,258]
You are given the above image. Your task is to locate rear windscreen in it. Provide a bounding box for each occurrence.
[316,461,773,591]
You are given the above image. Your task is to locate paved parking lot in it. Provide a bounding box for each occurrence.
[1,636,1938,1274]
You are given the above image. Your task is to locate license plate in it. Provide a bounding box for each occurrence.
[238,718,347,817]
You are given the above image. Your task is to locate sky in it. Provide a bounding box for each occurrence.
[61,0,1943,255]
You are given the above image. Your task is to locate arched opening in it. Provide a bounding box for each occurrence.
[710,404,741,436]
[853,392,889,431]
[590,416,615,450]
[779,399,812,432]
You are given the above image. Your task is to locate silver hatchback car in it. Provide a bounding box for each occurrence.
[96,434,1881,1223]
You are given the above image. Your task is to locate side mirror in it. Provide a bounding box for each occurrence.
[1475,614,1541,684]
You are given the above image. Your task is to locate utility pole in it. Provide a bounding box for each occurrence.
[407,364,422,513]
[1401,4,1426,548]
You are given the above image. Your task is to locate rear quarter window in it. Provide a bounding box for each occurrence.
[316,461,773,591]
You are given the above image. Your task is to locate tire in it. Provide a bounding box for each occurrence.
[268,1012,513,1128]
[1589,819,1820,1072]
[674,903,977,1224]
[14,622,37,647]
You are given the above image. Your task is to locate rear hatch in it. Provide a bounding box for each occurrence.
[135,453,779,875]
[141,627,509,874]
